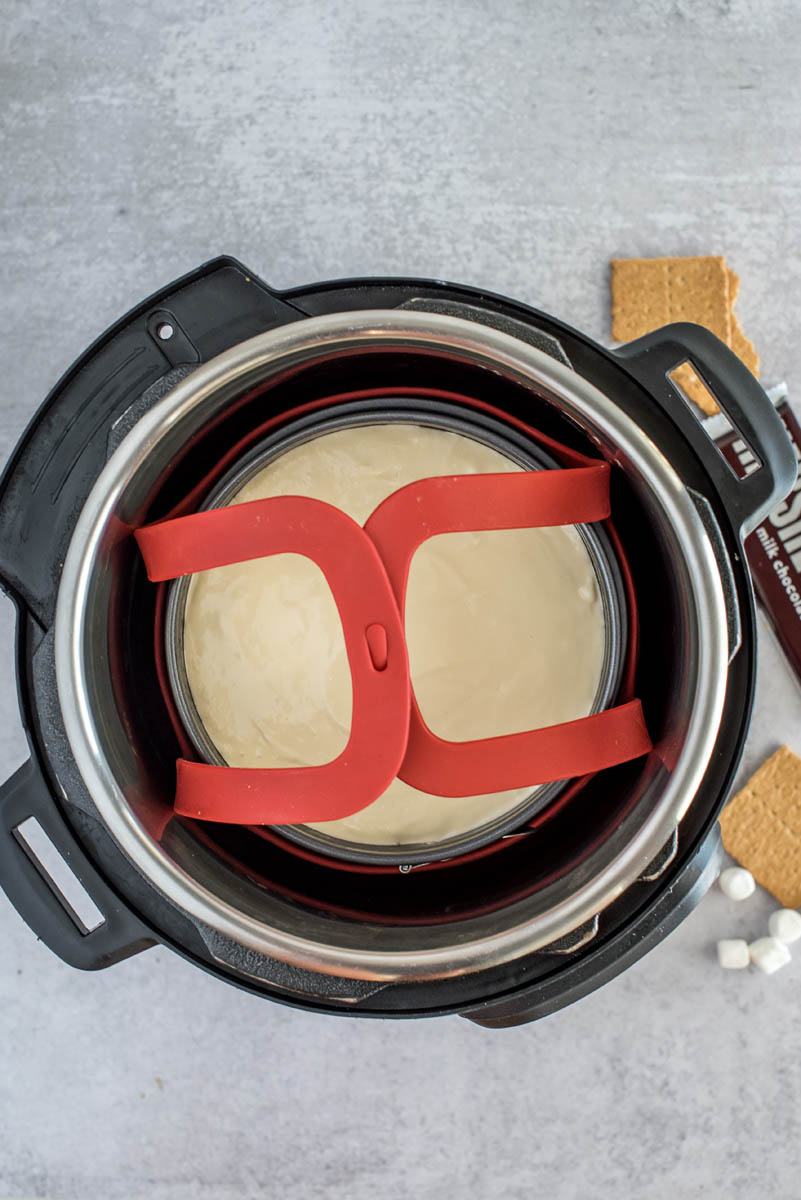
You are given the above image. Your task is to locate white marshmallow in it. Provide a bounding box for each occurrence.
[749,936,792,974]
[717,938,750,969]
[719,866,756,901]
[768,908,801,945]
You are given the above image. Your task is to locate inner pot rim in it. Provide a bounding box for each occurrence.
[54,309,730,981]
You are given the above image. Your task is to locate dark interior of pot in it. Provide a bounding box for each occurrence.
[83,345,699,944]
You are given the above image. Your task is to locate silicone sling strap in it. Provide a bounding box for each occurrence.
[135,497,411,823]
[363,469,652,796]
[136,465,652,824]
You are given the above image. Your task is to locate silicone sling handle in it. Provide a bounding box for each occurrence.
[136,497,410,823]
[136,466,652,824]
[364,470,652,796]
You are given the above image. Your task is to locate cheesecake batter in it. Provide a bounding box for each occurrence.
[182,422,606,847]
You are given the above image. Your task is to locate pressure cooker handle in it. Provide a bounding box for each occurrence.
[0,758,154,969]
[462,821,723,1027]
[615,322,797,537]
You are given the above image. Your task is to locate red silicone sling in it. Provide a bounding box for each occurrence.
[137,496,410,824]
[136,463,651,824]
[363,473,650,796]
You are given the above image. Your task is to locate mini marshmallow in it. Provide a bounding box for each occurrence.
[717,938,750,969]
[749,936,792,975]
[719,866,756,901]
[768,908,801,945]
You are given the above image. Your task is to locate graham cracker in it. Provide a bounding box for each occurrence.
[610,255,732,344]
[719,745,801,908]
[727,266,740,305]
[610,255,760,417]
[669,361,720,417]
[725,264,759,374]
[730,313,760,376]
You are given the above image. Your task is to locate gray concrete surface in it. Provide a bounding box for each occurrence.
[2,1,801,1196]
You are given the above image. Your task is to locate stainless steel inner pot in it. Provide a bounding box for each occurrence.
[163,404,628,865]
[54,310,730,983]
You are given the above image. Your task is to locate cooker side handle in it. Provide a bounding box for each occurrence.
[614,322,797,537]
[0,758,155,969]
[461,821,722,1028]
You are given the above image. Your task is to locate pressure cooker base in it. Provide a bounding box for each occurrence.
[1,255,792,1024]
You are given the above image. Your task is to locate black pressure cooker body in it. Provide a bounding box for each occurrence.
[0,258,794,1026]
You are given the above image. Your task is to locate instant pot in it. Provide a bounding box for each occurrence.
[0,256,794,1026]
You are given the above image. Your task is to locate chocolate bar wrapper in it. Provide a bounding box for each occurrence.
[717,399,801,688]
